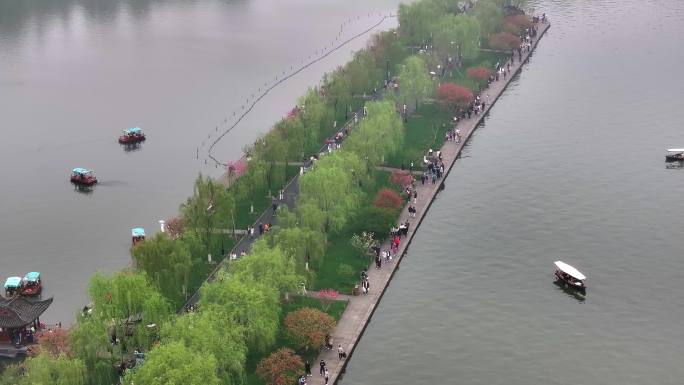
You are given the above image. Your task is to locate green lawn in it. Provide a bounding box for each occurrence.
[244,296,348,385]
[312,170,397,293]
[385,102,453,169]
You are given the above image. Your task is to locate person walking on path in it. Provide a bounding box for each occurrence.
[324,369,330,385]
[258,222,264,235]
[413,191,417,204]
[305,360,311,377]
[338,345,346,360]
[319,360,326,376]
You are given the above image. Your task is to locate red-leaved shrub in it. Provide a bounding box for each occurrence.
[489,32,521,51]
[467,67,492,82]
[373,188,403,209]
[436,83,474,110]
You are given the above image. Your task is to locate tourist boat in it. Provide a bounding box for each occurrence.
[131,227,146,245]
[118,127,146,144]
[20,272,42,296]
[665,148,684,162]
[4,276,22,297]
[70,168,98,185]
[554,261,586,290]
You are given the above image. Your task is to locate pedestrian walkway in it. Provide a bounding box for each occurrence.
[306,20,551,385]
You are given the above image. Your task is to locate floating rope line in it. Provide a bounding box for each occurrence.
[205,12,395,167]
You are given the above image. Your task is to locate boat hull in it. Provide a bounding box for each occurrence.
[70,176,97,186]
[554,271,586,292]
[20,284,42,296]
[119,135,146,144]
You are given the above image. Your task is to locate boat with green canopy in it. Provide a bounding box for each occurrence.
[21,272,42,296]
[4,277,21,297]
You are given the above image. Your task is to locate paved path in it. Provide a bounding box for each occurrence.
[181,97,377,312]
[307,21,551,385]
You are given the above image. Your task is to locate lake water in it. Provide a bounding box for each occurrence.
[338,0,684,384]
[0,0,405,323]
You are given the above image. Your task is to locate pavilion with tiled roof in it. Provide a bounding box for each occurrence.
[0,296,53,329]
[0,296,53,357]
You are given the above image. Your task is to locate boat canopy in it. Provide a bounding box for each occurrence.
[72,168,92,175]
[132,228,146,237]
[666,149,684,153]
[125,127,142,135]
[4,277,22,289]
[554,261,586,281]
[24,272,40,282]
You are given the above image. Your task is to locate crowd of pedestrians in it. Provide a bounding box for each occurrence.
[250,15,550,385]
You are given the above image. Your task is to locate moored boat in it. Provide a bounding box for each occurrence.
[70,168,98,185]
[665,149,684,162]
[554,261,586,290]
[4,276,21,297]
[21,272,42,296]
[119,127,146,144]
[131,227,146,245]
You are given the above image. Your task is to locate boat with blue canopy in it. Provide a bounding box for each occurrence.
[71,168,98,185]
[119,127,146,144]
[132,227,146,245]
[21,272,42,296]
[4,276,22,297]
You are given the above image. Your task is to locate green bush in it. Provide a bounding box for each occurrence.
[349,205,399,237]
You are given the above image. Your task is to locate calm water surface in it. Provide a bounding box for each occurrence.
[339,0,684,384]
[0,0,405,322]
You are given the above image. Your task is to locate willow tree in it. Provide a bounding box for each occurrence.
[299,88,333,152]
[324,70,353,122]
[344,100,405,168]
[20,352,87,385]
[87,271,171,352]
[274,226,326,272]
[131,233,192,304]
[297,201,327,234]
[199,271,280,353]
[433,14,481,61]
[161,308,247,385]
[252,130,288,195]
[313,150,371,188]
[398,56,433,109]
[69,314,110,381]
[398,1,441,46]
[230,241,301,300]
[181,175,221,254]
[124,342,221,385]
[474,0,504,38]
[276,116,306,168]
[346,50,383,97]
[299,159,359,234]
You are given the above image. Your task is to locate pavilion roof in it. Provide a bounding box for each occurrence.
[0,296,53,328]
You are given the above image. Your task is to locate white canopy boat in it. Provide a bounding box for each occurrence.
[665,149,684,162]
[554,261,586,290]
